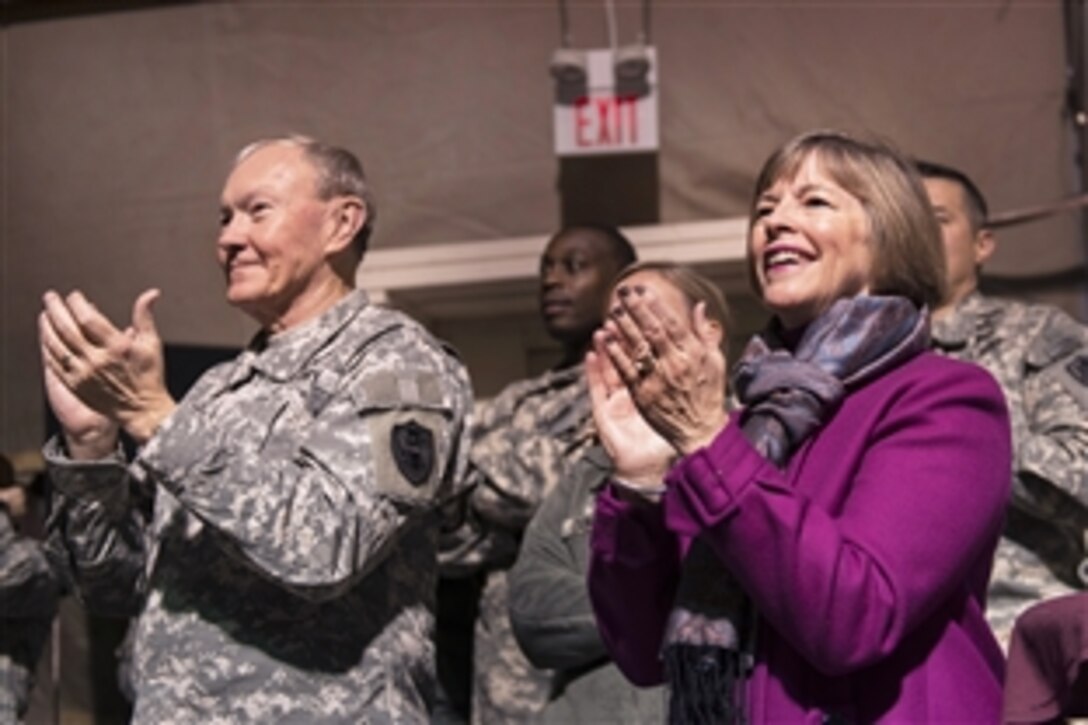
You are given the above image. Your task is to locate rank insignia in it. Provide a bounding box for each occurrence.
[391,420,435,486]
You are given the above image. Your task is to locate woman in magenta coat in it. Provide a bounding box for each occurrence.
[586,131,1011,723]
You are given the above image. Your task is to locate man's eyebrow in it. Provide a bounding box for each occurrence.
[221,190,258,210]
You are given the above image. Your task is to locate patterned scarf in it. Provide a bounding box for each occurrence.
[662,295,929,724]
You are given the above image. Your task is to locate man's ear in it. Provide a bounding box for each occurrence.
[325,196,366,255]
[974,228,996,266]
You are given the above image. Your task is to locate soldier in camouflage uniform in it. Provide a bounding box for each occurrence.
[919,161,1088,648]
[38,136,472,723]
[0,456,63,723]
[438,226,636,724]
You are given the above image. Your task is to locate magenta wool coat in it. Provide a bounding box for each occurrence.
[589,351,1011,723]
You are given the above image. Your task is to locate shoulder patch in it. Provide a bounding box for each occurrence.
[1067,354,1088,387]
[391,420,436,486]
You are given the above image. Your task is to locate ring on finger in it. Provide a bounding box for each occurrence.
[60,354,73,372]
[634,354,655,377]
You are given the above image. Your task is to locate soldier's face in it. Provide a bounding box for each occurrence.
[923,177,994,308]
[539,231,624,345]
[217,143,339,330]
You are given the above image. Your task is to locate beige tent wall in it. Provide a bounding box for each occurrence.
[3,1,1086,454]
[3,4,1087,721]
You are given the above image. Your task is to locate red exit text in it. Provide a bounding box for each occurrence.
[574,95,640,148]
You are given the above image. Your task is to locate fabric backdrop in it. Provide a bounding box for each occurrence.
[2,1,1085,452]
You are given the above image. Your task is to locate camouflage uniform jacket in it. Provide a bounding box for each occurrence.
[440,364,594,574]
[932,291,1088,646]
[439,364,595,723]
[45,291,472,724]
[0,510,62,722]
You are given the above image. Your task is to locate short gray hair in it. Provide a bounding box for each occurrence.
[236,134,376,255]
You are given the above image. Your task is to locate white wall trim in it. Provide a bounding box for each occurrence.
[359,216,750,296]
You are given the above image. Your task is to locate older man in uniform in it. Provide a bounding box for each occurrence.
[919,160,1088,647]
[39,136,472,722]
[439,225,636,723]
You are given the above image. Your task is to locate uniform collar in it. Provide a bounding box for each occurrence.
[540,362,586,387]
[931,291,996,349]
[230,289,371,384]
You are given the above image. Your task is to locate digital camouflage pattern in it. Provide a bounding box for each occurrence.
[932,292,1088,647]
[470,571,551,724]
[439,364,595,724]
[45,291,472,724]
[0,511,62,722]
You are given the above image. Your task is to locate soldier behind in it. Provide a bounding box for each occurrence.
[0,454,63,723]
[38,136,472,723]
[919,160,1088,648]
[439,225,636,723]
[508,261,731,725]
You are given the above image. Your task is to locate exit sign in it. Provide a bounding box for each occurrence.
[554,47,659,157]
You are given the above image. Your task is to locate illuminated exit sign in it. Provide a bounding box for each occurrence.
[554,47,659,157]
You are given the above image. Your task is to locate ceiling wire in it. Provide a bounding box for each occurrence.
[604,0,618,51]
[557,0,572,48]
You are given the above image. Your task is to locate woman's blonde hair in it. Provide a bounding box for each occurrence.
[607,261,732,353]
[748,130,946,310]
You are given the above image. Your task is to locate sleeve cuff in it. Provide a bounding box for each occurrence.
[592,484,671,568]
[42,435,128,497]
[664,421,766,535]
